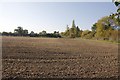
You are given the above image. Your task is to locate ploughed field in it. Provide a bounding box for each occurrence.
[2,36,119,79]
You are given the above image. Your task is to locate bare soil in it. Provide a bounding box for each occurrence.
[2,36,119,79]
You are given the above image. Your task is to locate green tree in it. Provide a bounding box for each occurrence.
[115,1,120,6]
[91,23,97,32]
[65,25,70,36]
[76,26,81,37]
[14,27,28,36]
[2,32,9,36]
[69,27,76,38]
[114,1,120,26]
[61,20,81,38]
[72,20,76,28]
[30,31,35,37]
[69,20,77,38]
[14,27,24,36]
[23,29,28,36]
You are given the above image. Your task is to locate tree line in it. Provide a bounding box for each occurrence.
[1,27,61,38]
[61,16,119,42]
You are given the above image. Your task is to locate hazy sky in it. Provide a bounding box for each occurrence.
[0,1,117,33]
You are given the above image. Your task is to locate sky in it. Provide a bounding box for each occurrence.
[0,0,113,2]
[0,1,117,33]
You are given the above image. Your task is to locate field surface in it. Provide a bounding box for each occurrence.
[2,36,119,79]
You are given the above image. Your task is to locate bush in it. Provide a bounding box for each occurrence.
[81,30,95,39]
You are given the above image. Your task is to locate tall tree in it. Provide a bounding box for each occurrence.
[14,26,24,36]
[70,20,77,38]
[72,20,76,28]
[14,27,28,36]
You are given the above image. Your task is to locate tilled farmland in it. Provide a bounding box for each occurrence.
[2,36,119,79]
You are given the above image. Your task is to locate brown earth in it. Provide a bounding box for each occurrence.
[2,36,119,79]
